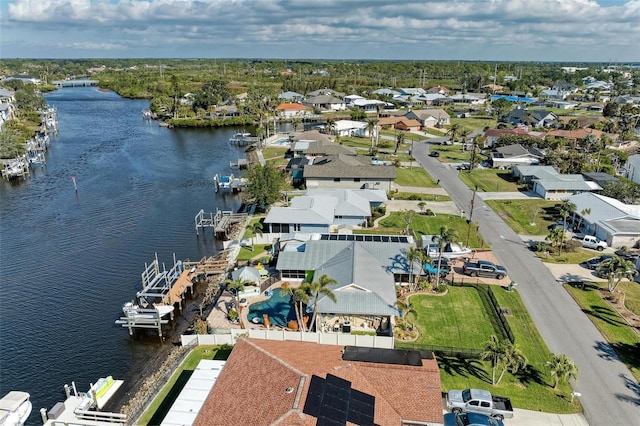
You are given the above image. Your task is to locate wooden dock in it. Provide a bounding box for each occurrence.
[194,209,248,237]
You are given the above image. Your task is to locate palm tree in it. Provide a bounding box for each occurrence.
[395,132,405,154]
[325,117,336,136]
[224,278,247,321]
[405,246,421,291]
[459,128,471,152]
[495,342,527,386]
[291,117,302,131]
[446,123,461,144]
[545,227,565,255]
[481,335,504,386]
[575,208,591,233]
[308,274,338,332]
[434,226,457,288]
[559,200,577,238]
[396,298,416,324]
[366,117,379,151]
[546,354,578,390]
[246,221,264,251]
[599,256,637,292]
[282,282,311,331]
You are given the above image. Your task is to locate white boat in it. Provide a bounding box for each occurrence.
[118,301,174,320]
[422,235,473,260]
[0,391,32,426]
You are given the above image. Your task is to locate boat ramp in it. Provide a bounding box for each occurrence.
[194,209,248,237]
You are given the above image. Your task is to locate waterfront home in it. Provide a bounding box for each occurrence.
[489,143,543,168]
[448,93,486,105]
[292,138,356,158]
[264,188,386,234]
[334,119,371,137]
[275,233,415,334]
[275,102,310,118]
[193,339,443,425]
[404,108,451,128]
[302,94,346,112]
[277,90,305,102]
[303,154,396,192]
[351,98,392,112]
[568,192,640,248]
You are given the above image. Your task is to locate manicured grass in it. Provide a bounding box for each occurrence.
[138,346,232,425]
[458,169,520,192]
[400,285,580,413]
[393,192,451,202]
[425,128,447,136]
[564,282,640,382]
[236,244,271,262]
[394,167,438,187]
[538,248,602,265]
[337,136,373,150]
[449,117,494,132]
[379,213,486,248]
[432,144,473,162]
[261,147,288,159]
[485,199,559,235]
[403,289,496,348]
[620,281,640,316]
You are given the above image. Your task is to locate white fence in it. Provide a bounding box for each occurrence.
[181,329,394,349]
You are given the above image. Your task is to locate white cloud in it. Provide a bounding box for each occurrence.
[3,0,640,60]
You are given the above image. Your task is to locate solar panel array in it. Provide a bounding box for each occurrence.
[303,374,376,425]
[320,234,409,243]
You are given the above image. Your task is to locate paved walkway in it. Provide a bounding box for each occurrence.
[476,191,541,200]
[503,409,589,426]
[392,182,448,195]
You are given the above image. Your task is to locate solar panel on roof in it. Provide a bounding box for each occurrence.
[342,346,423,366]
[318,234,408,243]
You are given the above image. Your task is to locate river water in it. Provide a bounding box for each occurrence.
[0,87,246,425]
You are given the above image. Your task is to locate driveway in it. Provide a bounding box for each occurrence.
[504,409,588,426]
[413,141,640,426]
[543,262,608,283]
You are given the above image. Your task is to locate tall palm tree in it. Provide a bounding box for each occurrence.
[446,123,461,144]
[575,208,591,233]
[325,118,337,136]
[291,117,302,131]
[405,246,421,291]
[545,227,565,255]
[600,256,637,292]
[246,221,264,251]
[282,282,311,331]
[434,226,457,288]
[546,353,578,390]
[481,335,505,386]
[395,298,416,324]
[559,200,577,239]
[308,274,338,331]
[366,117,379,151]
[495,342,527,385]
[394,132,405,154]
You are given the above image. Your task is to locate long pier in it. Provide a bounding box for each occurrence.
[194,209,248,237]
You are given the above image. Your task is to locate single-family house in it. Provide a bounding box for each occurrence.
[490,144,543,168]
[3,74,41,85]
[553,83,579,93]
[398,88,426,96]
[303,94,346,112]
[568,192,640,248]
[427,85,450,94]
[548,101,578,110]
[414,93,448,105]
[623,155,640,184]
[582,172,620,189]
[481,84,504,93]
[307,89,346,98]
[351,98,391,112]
[448,93,486,105]
[275,102,309,118]
[0,88,15,104]
[212,105,241,117]
[277,91,305,102]
[334,119,371,138]
[372,88,401,97]
[547,128,609,145]
[193,339,443,425]
[303,154,396,192]
[483,128,543,148]
[540,89,568,100]
[344,94,365,106]
[293,139,356,159]
[512,165,599,199]
[504,109,557,128]
[395,118,422,132]
[291,130,333,144]
[264,189,383,234]
[405,109,451,128]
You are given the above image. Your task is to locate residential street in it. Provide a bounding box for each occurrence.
[412,141,640,426]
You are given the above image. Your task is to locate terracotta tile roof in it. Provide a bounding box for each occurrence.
[194,339,443,426]
[276,103,309,111]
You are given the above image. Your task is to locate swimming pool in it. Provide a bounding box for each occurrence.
[247,288,297,327]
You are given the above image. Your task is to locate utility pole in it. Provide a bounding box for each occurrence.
[465,185,478,247]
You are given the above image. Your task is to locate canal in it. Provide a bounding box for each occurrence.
[0,87,247,425]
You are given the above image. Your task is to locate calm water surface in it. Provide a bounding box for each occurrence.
[0,87,245,424]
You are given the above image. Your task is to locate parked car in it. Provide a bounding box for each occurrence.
[444,412,504,426]
[429,150,440,157]
[462,260,507,279]
[446,388,514,420]
[572,234,608,251]
[582,255,614,270]
[614,248,640,261]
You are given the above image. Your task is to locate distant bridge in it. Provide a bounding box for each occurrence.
[52,79,99,88]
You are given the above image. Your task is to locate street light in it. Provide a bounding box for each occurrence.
[570,391,582,403]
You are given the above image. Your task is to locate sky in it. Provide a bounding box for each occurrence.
[0,0,638,62]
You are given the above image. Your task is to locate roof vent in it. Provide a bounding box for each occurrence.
[285,387,294,394]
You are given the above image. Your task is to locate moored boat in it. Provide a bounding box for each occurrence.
[0,391,32,426]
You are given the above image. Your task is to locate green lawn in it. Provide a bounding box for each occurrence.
[565,282,640,382]
[138,346,232,425]
[620,281,640,315]
[450,117,494,132]
[403,289,496,348]
[242,216,265,239]
[379,213,486,248]
[399,286,580,413]
[337,136,374,150]
[538,248,603,265]
[395,167,438,187]
[432,144,473,163]
[458,169,520,192]
[485,199,560,235]
[236,244,271,262]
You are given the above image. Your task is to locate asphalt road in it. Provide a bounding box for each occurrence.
[413,141,640,426]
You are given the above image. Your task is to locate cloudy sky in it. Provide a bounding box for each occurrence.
[1,0,638,61]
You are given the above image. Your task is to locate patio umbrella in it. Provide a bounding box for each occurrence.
[231,266,261,283]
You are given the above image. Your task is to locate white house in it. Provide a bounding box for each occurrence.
[334,120,371,138]
[275,103,309,118]
[623,154,640,184]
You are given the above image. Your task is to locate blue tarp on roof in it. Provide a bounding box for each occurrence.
[491,95,535,103]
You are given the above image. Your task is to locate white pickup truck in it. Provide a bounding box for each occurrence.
[572,234,608,251]
[446,388,514,420]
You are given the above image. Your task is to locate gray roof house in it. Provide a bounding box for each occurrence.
[275,234,416,333]
[405,109,451,127]
[278,91,305,102]
[511,166,600,200]
[490,144,543,168]
[303,154,396,192]
[293,139,356,158]
[302,95,346,112]
[568,192,640,248]
[504,109,557,128]
[264,189,387,234]
[623,154,640,184]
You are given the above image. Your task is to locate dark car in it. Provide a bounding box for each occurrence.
[444,412,504,426]
[615,248,640,261]
[582,255,614,270]
[429,150,440,157]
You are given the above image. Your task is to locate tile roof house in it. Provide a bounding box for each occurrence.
[490,144,543,168]
[568,192,640,248]
[303,154,396,192]
[278,91,305,102]
[512,165,600,200]
[193,339,443,426]
[302,95,346,112]
[275,103,310,118]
